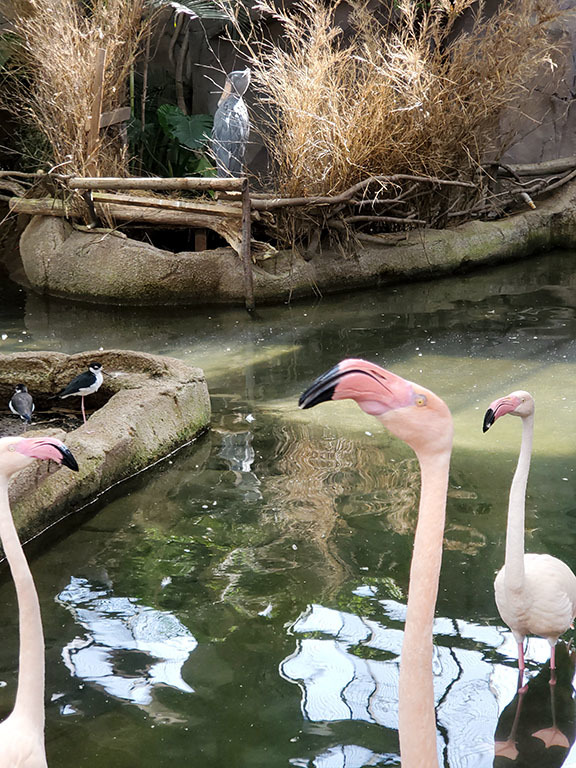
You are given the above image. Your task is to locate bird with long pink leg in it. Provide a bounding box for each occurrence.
[300,358,453,768]
[0,436,78,768]
[483,390,576,753]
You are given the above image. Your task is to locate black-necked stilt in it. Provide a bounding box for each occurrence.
[9,384,35,425]
[58,362,104,424]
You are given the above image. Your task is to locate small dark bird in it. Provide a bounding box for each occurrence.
[211,68,251,178]
[9,384,35,425]
[58,362,104,424]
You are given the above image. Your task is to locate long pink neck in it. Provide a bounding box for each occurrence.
[504,413,533,590]
[0,476,45,729]
[398,447,451,768]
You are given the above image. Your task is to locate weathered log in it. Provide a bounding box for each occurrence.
[240,178,254,311]
[92,191,243,217]
[495,156,576,177]
[9,196,243,253]
[68,176,244,191]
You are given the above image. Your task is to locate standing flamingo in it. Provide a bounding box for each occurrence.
[0,436,78,768]
[483,390,576,690]
[299,358,453,768]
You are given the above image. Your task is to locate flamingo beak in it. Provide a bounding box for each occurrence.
[299,359,414,417]
[482,408,495,433]
[482,395,520,433]
[55,445,79,472]
[14,438,79,471]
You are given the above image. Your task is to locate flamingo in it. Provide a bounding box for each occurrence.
[0,435,78,768]
[299,358,453,768]
[483,391,576,692]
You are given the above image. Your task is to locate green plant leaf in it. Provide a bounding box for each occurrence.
[156,105,213,150]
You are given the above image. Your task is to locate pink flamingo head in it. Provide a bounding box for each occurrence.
[299,358,452,455]
[0,436,79,478]
[483,390,534,432]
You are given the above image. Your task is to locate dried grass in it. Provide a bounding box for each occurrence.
[235,0,560,199]
[0,0,147,176]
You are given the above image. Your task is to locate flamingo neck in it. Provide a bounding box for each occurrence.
[504,413,533,589]
[0,476,45,730]
[398,446,451,768]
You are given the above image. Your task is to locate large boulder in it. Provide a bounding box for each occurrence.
[15,178,576,306]
[0,350,210,541]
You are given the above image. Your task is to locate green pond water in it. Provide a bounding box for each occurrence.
[1,251,576,767]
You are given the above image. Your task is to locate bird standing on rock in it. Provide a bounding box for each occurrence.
[9,384,34,425]
[58,362,104,424]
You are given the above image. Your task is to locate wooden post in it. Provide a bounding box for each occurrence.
[86,47,107,176]
[241,178,254,312]
[195,229,207,251]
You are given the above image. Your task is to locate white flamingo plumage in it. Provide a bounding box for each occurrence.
[300,358,453,768]
[483,391,576,685]
[0,436,78,768]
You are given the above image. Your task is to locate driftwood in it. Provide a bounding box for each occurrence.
[9,196,245,253]
[6,158,576,264]
[92,191,244,217]
[493,156,576,177]
[240,179,254,311]
[68,176,244,192]
[251,174,477,211]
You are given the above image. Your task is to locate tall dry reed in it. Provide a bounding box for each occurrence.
[235,0,560,198]
[0,0,147,175]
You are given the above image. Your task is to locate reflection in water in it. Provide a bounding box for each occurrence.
[56,577,197,719]
[281,602,503,767]
[217,428,262,501]
[494,643,576,767]
[263,423,486,603]
[289,743,395,768]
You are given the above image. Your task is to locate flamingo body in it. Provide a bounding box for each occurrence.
[495,553,576,647]
[0,436,78,768]
[484,390,576,676]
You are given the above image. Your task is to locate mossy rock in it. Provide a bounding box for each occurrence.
[14,180,576,306]
[0,350,210,541]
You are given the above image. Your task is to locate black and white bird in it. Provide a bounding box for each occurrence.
[58,362,104,424]
[211,68,251,178]
[9,384,34,425]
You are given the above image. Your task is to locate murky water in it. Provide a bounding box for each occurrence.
[1,251,576,767]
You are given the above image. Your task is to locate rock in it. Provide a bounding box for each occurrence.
[0,350,210,541]
[15,179,576,306]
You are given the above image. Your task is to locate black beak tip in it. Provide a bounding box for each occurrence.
[299,364,342,410]
[482,408,495,433]
[58,445,79,472]
[298,384,336,410]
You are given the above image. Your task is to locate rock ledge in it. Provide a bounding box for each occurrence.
[0,349,210,541]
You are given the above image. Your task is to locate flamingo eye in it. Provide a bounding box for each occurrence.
[415,394,427,407]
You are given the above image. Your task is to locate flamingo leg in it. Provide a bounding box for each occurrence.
[532,666,570,749]
[495,685,526,759]
[517,640,526,692]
